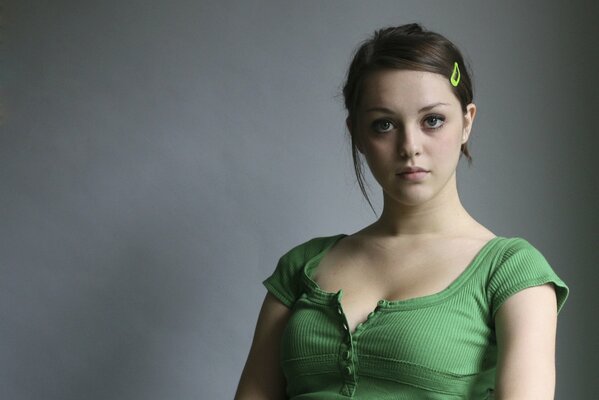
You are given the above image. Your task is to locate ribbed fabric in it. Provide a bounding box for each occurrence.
[263,234,569,399]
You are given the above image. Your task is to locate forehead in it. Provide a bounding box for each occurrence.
[359,69,457,111]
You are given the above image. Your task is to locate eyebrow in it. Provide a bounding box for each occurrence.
[365,102,450,113]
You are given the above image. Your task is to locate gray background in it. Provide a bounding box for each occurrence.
[2,1,597,399]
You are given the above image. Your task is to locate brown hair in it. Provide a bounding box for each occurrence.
[341,23,475,214]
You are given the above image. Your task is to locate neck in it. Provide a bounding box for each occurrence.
[372,174,473,238]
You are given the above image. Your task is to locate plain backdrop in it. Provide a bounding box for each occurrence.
[2,1,597,399]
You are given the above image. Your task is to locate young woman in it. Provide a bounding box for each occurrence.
[234,23,569,400]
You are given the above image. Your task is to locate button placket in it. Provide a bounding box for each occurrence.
[352,303,383,338]
[335,290,357,396]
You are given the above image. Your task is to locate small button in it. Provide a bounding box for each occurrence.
[343,350,351,360]
[337,307,343,315]
[342,322,349,331]
[377,300,387,306]
[344,366,352,376]
[368,311,376,318]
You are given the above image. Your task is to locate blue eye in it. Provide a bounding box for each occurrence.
[371,119,394,133]
[424,115,445,129]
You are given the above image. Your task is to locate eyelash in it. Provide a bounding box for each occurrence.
[371,115,446,133]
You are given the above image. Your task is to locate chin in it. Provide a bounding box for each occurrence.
[384,188,436,207]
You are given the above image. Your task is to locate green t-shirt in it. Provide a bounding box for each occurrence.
[263,234,569,399]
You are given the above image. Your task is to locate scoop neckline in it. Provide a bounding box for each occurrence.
[301,233,505,310]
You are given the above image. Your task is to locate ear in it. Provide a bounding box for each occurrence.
[461,103,477,144]
[346,116,365,154]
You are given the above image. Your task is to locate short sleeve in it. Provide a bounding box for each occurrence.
[262,234,345,308]
[262,249,303,308]
[487,238,569,320]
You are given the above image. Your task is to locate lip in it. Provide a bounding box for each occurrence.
[397,166,429,174]
[397,171,429,181]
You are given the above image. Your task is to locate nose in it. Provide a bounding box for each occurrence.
[398,126,421,159]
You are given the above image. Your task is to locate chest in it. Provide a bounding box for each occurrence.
[280,287,496,398]
[311,240,490,334]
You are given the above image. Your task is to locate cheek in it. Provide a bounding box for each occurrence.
[361,141,393,176]
[436,126,464,151]
[360,133,389,154]
[426,133,463,168]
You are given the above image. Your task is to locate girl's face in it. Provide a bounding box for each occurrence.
[348,69,476,207]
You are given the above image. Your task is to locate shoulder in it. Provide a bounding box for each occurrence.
[496,236,543,257]
[488,235,552,281]
[263,233,346,307]
[486,236,569,319]
[279,233,347,264]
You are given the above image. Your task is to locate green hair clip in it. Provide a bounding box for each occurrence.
[450,61,461,87]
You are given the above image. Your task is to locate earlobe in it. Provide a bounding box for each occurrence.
[357,141,365,155]
[345,116,352,135]
[462,127,471,144]
[462,103,477,144]
[355,136,365,155]
[347,117,365,154]
[462,127,470,144]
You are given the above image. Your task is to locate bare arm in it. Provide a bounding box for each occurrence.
[234,292,291,400]
[494,283,558,400]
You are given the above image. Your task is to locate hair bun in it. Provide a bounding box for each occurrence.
[401,23,424,35]
[374,23,424,40]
